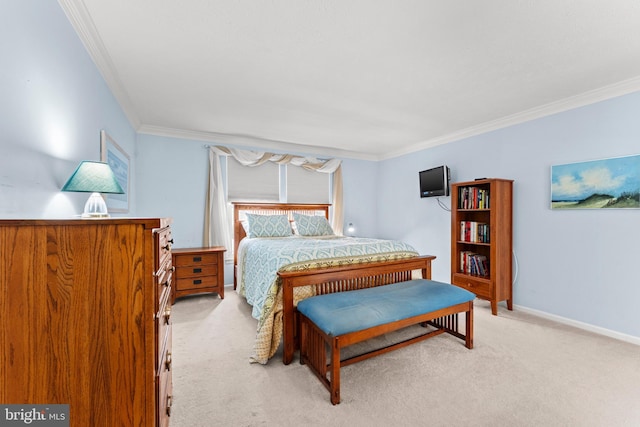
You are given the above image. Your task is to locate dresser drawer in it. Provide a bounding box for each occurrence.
[156,227,173,272]
[157,293,172,372]
[157,265,173,307]
[157,330,173,427]
[452,273,492,298]
[155,227,173,305]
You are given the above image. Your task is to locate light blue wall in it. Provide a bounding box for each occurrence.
[0,1,136,218]
[136,134,209,246]
[341,158,379,237]
[378,92,640,339]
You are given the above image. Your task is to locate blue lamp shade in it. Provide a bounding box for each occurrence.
[62,161,124,218]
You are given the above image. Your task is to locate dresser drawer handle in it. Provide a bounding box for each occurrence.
[166,395,172,416]
[193,256,202,262]
[162,243,172,251]
[165,352,172,371]
[193,268,202,273]
[164,306,171,324]
[193,279,202,285]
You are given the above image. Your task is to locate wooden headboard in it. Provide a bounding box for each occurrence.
[232,202,330,286]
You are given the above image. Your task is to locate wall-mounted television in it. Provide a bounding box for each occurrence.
[419,165,450,198]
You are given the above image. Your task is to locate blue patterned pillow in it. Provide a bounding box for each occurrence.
[245,214,292,238]
[293,213,335,236]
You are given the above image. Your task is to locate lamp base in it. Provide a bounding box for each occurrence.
[82,192,110,218]
[81,212,110,218]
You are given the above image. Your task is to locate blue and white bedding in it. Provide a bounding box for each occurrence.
[236,235,419,363]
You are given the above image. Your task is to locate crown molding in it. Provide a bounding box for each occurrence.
[137,125,381,161]
[58,0,141,129]
[146,77,640,162]
[382,77,640,160]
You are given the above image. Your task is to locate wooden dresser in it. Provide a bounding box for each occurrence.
[0,218,173,427]
[172,246,225,303]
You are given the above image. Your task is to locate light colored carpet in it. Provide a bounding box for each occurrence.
[170,286,640,427]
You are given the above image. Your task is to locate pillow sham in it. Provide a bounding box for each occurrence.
[245,214,292,238]
[293,213,335,236]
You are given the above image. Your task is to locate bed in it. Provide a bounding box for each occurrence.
[233,202,434,364]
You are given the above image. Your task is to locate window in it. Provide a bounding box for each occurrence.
[287,165,331,204]
[226,157,330,203]
[227,157,279,202]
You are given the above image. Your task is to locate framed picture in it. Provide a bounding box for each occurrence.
[551,154,640,209]
[100,130,130,213]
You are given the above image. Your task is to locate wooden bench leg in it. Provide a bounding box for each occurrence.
[465,302,474,349]
[330,337,341,405]
[299,316,307,365]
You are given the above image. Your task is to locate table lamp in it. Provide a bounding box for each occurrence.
[61,160,124,218]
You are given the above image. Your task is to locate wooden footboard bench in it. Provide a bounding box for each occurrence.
[278,255,437,365]
[296,279,475,404]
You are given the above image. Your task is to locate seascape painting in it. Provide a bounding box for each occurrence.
[551,154,640,209]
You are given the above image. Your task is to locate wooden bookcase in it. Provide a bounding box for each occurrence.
[450,178,513,315]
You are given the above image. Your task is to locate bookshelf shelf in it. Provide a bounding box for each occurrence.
[451,178,513,315]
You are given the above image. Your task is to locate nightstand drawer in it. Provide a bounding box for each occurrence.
[175,264,218,278]
[175,275,218,290]
[174,253,219,267]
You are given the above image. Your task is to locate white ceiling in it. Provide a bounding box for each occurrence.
[60,0,640,160]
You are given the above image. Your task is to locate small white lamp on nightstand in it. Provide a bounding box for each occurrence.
[347,222,355,236]
[61,161,124,218]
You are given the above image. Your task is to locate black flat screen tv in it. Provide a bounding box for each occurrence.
[419,165,450,198]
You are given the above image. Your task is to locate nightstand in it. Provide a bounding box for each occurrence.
[172,246,225,303]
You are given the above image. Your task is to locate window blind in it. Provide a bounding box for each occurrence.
[227,157,279,202]
[286,165,331,204]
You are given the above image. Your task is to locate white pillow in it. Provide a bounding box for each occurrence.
[245,214,292,238]
[293,213,335,236]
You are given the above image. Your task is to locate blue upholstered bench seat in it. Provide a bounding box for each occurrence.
[297,279,476,336]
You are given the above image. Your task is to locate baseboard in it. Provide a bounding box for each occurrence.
[514,304,640,346]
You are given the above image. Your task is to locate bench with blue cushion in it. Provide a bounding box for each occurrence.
[296,278,475,404]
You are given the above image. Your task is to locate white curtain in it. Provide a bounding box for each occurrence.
[203,148,232,251]
[203,146,344,251]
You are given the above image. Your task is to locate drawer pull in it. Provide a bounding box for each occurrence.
[193,256,202,262]
[193,268,202,273]
[162,243,172,251]
[164,306,171,324]
[166,395,172,416]
[165,352,172,371]
[193,279,202,285]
